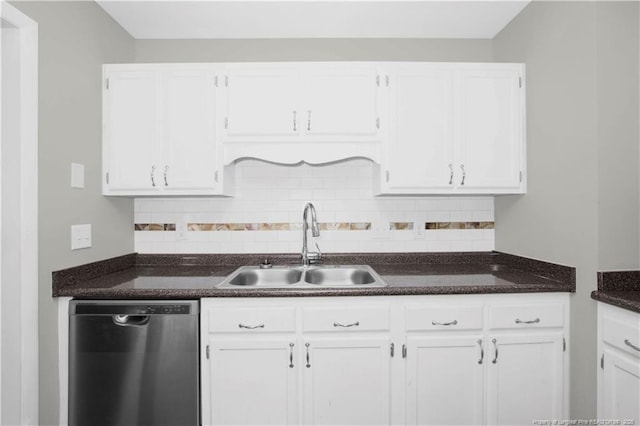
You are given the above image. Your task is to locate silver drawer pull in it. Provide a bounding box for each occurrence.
[492,338,498,364]
[289,343,294,368]
[238,323,264,329]
[515,318,540,324]
[333,321,360,328]
[432,320,458,326]
[477,339,484,364]
[624,339,640,352]
[305,342,311,368]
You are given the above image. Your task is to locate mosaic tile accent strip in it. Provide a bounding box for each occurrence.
[390,222,414,230]
[187,222,372,231]
[135,224,176,231]
[425,222,494,230]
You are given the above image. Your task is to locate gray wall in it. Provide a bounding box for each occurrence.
[135,38,493,62]
[9,2,135,424]
[493,1,639,419]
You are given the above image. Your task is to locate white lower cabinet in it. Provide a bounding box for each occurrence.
[597,303,640,423]
[405,335,484,425]
[202,294,569,425]
[486,332,565,425]
[302,337,391,425]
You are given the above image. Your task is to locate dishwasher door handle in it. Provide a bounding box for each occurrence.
[113,315,150,326]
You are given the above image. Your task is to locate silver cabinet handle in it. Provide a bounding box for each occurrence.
[289,343,295,368]
[448,163,454,185]
[478,339,484,364]
[214,170,219,183]
[402,344,407,358]
[333,321,359,328]
[386,170,390,182]
[305,342,311,368]
[307,110,312,131]
[390,343,395,358]
[150,165,156,187]
[163,165,169,187]
[432,320,458,326]
[515,318,540,324]
[460,164,466,186]
[293,110,297,132]
[492,338,498,364]
[238,323,264,329]
[624,339,640,352]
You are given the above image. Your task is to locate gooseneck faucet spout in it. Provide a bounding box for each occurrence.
[301,202,322,266]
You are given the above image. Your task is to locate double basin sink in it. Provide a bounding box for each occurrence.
[217,265,388,289]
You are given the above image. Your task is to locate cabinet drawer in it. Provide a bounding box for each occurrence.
[405,305,483,331]
[603,315,640,358]
[489,303,564,329]
[207,306,296,333]
[302,306,390,332]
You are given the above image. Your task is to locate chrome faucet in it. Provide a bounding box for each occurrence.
[301,202,321,266]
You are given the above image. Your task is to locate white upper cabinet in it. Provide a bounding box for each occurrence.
[103,70,160,192]
[379,64,454,192]
[224,68,299,137]
[103,64,233,196]
[455,66,524,192]
[163,69,219,191]
[375,62,525,195]
[220,63,385,164]
[103,62,525,196]
[301,66,379,137]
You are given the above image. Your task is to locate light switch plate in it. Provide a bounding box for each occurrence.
[71,163,84,189]
[71,224,91,250]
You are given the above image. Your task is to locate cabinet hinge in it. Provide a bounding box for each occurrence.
[105,78,109,90]
[563,337,566,352]
[390,343,395,358]
[376,117,380,129]
[105,172,109,185]
[224,117,228,129]
[376,75,380,87]
[601,354,604,370]
[402,344,407,359]
[386,75,390,87]
[519,77,522,88]
[206,344,210,360]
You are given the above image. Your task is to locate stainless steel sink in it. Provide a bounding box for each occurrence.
[217,265,388,289]
[304,266,376,286]
[228,267,303,286]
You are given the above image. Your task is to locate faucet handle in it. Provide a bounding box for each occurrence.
[308,243,322,264]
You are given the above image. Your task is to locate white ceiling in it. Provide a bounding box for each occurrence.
[96,1,530,40]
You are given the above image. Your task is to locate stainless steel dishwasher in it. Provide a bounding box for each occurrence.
[69,300,199,426]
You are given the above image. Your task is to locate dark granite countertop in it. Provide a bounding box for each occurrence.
[592,271,640,314]
[53,252,575,299]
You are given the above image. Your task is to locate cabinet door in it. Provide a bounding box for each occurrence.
[162,70,218,192]
[302,337,391,425]
[383,65,454,192]
[602,348,640,422]
[405,335,484,425]
[104,70,160,192]
[203,337,298,426]
[223,68,299,138]
[486,333,564,425]
[455,67,524,192]
[301,66,379,137]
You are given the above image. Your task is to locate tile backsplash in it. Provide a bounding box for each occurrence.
[134,159,495,254]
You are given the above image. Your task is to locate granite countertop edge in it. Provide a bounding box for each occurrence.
[591,270,640,313]
[52,251,576,299]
